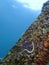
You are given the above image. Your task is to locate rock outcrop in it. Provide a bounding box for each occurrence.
[0,1,49,65]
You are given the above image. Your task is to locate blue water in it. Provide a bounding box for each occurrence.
[0,0,43,58]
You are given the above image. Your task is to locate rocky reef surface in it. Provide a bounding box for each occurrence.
[0,1,49,65]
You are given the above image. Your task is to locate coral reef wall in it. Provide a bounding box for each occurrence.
[0,1,49,65]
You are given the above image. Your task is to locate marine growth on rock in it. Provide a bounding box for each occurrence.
[0,1,49,65]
